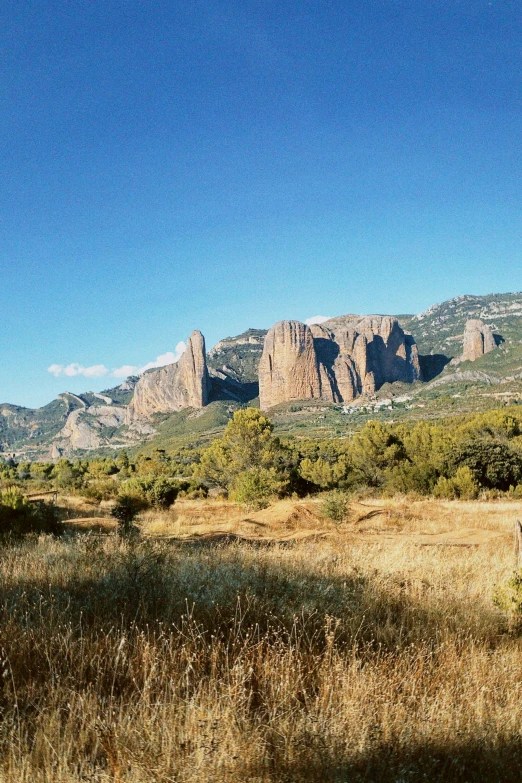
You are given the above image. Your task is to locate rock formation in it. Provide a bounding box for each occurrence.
[127,330,210,419]
[58,405,127,451]
[461,319,496,362]
[258,321,323,409]
[259,316,421,409]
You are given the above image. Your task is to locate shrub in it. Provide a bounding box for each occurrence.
[299,455,350,490]
[121,477,180,509]
[230,467,284,510]
[493,571,522,630]
[196,409,289,492]
[384,461,438,496]
[349,421,407,487]
[320,490,351,527]
[508,485,522,499]
[147,477,180,509]
[81,479,120,502]
[433,475,457,499]
[450,438,522,491]
[52,459,84,490]
[452,465,480,499]
[110,494,147,537]
[433,466,480,500]
[0,487,61,538]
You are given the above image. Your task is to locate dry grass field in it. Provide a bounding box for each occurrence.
[1,496,522,781]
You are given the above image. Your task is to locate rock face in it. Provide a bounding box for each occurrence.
[462,319,496,362]
[259,316,421,409]
[58,405,127,451]
[127,331,210,419]
[259,321,322,409]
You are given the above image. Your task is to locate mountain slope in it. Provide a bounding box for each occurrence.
[3,293,522,459]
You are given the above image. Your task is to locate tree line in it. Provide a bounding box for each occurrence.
[2,405,522,516]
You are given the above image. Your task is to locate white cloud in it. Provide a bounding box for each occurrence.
[82,365,110,378]
[48,342,188,382]
[137,342,186,374]
[111,364,139,379]
[305,315,332,326]
[47,363,109,378]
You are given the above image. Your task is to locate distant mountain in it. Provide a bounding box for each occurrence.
[206,328,266,403]
[2,292,522,460]
[399,293,522,380]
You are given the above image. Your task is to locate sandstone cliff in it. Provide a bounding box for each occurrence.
[259,321,324,409]
[127,330,210,419]
[259,316,421,409]
[461,319,496,362]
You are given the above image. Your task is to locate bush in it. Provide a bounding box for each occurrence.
[452,466,480,499]
[0,488,61,538]
[433,476,457,499]
[493,571,522,630]
[384,461,438,496]
[81,479,120,502]
[147,477,180,509]
[450,438,522,491]
[433,466,480,500]
[196,408,289,492]
[121,477,180,509]
[320,490,351,527]
[230,467,284,510]
[110,494,147,537]
[299,455,350,490]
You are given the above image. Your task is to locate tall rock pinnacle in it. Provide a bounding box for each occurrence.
[127,330,210,419]
[461,319,496,362]
[258,321,322,409]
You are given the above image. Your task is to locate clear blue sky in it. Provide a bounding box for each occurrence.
[1,0,521,407]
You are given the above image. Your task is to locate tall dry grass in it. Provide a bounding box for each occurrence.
[0,498,520,781]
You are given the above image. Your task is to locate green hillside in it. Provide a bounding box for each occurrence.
[3,293,522,460]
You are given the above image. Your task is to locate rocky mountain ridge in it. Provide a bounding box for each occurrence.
[2,291,521,459]
[258,316,421,409]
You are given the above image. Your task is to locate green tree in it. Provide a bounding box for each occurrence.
[349,421,407,487]
[30,462,53,483]
[450,438,522,491]
[230,467,285,510]
[196,408,288,495]
[299,455,350,489]
[52,459,84,490]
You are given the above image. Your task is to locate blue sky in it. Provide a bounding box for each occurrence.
[1,0,521,407]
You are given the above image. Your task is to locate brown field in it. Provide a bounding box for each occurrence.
[1,496,522,781]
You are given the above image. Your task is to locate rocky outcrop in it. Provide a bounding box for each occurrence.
[259,321,323,409]
[127,331,210,419]
[57,405,127,451]
[208,329,266,357]
[259,316,421,409]
[461,319,496,362]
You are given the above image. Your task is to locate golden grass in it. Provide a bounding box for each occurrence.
[1,496,522,780]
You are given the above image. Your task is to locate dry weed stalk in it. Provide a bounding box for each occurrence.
[0,498,519,781]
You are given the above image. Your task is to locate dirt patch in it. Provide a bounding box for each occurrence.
[63,517,116,533]
[350,527,507,547]
[67,496,521,548]
[414,528,507,547]
[243,500,323,532]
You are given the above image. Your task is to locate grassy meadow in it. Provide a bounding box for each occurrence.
[0,496,521,781]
